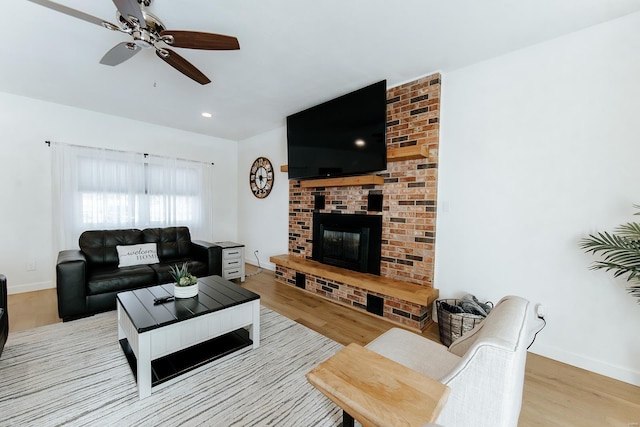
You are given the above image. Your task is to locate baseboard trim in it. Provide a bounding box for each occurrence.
[8,281,55,295]
[245,260,275,272]
[531,343,640,387]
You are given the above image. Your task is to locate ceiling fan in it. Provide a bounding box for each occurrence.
[28,0,240,85]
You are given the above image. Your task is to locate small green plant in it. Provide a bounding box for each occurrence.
[580,205,640,303]
[169,262,197,287]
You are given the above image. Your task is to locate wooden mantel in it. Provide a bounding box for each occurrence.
[387,144,429,162]
[270,254,438,307]
[299,175,384,189]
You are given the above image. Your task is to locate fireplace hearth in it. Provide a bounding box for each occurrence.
[312,213,382,275]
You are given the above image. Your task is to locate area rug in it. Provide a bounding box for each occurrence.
[0,307,343,426]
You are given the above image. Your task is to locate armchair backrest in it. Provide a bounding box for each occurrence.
[437,296,540,427]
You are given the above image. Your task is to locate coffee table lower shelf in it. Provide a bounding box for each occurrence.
[119,328,252,388]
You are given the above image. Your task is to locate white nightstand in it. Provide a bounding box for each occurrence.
[215,242,245,282]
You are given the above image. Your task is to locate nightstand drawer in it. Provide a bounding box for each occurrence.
[223,249,242,260]
[223,268,243,280]
[224,258,242,269]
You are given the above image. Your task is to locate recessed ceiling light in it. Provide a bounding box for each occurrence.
[201,112,212,118]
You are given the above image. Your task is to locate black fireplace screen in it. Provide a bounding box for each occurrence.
[312,213,382,275]
[321,227,369,271]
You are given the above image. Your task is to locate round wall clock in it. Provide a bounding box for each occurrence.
[249,157,274,198]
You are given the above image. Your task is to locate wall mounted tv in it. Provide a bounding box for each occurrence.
[286,80,387,180]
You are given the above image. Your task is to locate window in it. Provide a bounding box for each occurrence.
[52,144,213,250]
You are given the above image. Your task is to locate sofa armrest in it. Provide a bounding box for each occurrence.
[56,250,88,320]
[191,240,222,276]
[0,274,6,357]
[0,274,6,312]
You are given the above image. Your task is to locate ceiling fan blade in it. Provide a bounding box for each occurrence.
[160,30,240,50]
[27,0,120,30]
[156,49,211,85]
[99,42,141,66]
[112,0,146,28]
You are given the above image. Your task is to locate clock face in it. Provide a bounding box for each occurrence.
[249,157,274,198]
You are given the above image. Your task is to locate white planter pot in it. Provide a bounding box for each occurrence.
[174,282,199,298]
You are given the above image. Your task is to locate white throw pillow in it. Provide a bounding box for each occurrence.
[116,243,159,267]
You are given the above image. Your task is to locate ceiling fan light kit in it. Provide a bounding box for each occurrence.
[28,0,240,85]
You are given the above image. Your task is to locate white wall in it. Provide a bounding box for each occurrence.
[437,11,640,385]
[0,92,238,294]
[237,127,289,271]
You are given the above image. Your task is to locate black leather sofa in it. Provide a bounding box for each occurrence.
[56,227,221,321]
[0,274,8,357]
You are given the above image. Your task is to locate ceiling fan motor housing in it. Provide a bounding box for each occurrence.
[118,9,164,32]
[28,0,240,85]
[120,9,165,48]
[132,30,153,48]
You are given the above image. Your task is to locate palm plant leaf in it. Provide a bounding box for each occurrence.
[591,261,640,280]
[615,222,640,240]
[581,209,640,303]
[580,231,640,259]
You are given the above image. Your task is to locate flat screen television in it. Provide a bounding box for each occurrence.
[286,80,387,180]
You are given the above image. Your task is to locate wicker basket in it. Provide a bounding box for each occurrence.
[436,299,485,347]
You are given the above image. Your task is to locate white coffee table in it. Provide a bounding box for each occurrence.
[116,275,260,399]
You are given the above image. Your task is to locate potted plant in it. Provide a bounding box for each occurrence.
[170,262,199,298]
[580,205,640,303]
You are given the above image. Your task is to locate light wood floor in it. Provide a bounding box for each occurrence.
[7,267,640,426]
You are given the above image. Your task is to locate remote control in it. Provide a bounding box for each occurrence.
[153,296,175,305]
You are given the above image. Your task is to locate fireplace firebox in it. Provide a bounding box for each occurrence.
[312,213,382,275]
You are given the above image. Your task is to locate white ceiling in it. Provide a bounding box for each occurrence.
[3,0,640,141]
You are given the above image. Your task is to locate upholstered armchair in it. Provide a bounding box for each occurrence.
[0,274,8,357]
[365,296,544,427]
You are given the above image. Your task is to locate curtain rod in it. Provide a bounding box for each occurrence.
[45,140,214,166]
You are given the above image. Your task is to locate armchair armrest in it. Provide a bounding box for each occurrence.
[191,240,222,276]
[56,250,88,320]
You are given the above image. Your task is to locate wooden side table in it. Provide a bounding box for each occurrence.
[307,343,450,427]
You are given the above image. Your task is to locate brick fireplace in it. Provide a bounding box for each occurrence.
[273,73,441,330]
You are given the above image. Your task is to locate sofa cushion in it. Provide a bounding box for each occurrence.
[116,243,160,267]
[150,259,209,284]
[86,264,156,295]
[143,227,192,260]
[80,229,143,266]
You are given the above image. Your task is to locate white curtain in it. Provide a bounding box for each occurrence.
[52,143,214,252]
[145,154,214,240]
